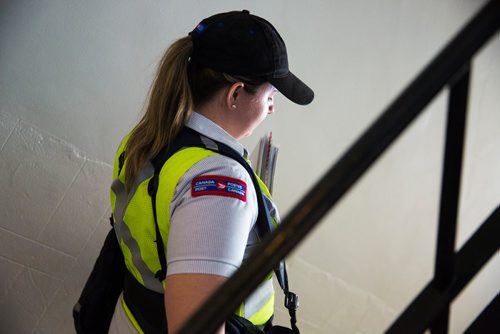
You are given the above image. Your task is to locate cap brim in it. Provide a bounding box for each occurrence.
[268,71,314,106]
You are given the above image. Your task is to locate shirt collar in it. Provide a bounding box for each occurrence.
[186,112,247,157]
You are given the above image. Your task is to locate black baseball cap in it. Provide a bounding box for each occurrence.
[189,10,314,105]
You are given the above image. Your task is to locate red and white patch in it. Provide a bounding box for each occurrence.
[191,175,247,202]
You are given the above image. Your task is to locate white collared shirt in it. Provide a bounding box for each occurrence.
[166,112,259,277]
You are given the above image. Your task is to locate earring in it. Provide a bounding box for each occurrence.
[231,104,237,109]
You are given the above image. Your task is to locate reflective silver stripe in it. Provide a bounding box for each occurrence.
[244,278,274,319]
[200,135,219,151]
[111,180,127,231]
[262,193,280,226]
[241,187,276,319]
[111,163,164,293]
[112,162,155,223]
[242,182,278,316]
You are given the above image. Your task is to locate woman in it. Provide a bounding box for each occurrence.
[108,10,314,334]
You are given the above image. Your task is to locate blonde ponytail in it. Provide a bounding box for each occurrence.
[124,37,193,191]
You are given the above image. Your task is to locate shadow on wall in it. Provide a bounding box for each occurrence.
[0,111,112,334]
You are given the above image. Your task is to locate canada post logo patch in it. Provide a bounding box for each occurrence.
[191,175,247,202]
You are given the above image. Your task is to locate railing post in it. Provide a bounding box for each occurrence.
[385,206,500,334]
[430,63,470,334]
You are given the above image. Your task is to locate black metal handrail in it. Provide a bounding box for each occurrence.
[386,205,500,333]
[179,1,500,333]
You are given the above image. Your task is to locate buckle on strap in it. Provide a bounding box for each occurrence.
[284,291,299,311]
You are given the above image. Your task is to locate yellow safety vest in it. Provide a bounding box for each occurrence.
[110,131,275,332]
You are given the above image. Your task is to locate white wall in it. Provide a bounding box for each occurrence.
[1,1,498,333]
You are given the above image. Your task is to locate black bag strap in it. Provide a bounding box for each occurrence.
[147,135,188,281]
[148,174,167,281]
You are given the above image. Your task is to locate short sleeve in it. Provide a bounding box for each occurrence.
[166,154,258,277]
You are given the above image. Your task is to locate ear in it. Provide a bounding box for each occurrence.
[225,82,245,110]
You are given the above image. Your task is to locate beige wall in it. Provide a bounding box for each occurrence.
[1,1,498,333]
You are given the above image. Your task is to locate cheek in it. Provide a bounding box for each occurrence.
[257,101,269,120]
[248,98,266,117]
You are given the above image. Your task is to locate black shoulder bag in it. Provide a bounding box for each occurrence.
[72,218,125,334]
